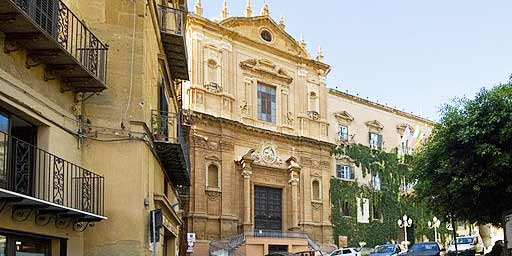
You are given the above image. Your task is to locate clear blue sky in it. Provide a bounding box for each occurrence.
[189,0,512,120]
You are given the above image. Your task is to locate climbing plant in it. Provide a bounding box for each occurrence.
[331,144,449,247]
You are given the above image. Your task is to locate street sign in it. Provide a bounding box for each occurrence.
[187,233,196,243]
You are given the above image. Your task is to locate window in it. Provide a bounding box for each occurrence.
[338,125,349,142]
[312,179,321,201]
[372,173,381,191]
[372,200,382,220]
[260,29,272,42]
[336,164,354,180]
[257,83,276,123]
[0,233,52,255]
[207,164,219,188]
[341,200,350,216]
[369,132,383,150]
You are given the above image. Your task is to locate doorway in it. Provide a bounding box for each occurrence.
[254,186,282,232]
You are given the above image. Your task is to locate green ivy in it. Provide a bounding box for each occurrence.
[331,144,449,247]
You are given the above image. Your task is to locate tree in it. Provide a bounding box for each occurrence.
[413,83,512,226]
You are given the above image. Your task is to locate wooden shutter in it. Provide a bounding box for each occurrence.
[30,0,59,37]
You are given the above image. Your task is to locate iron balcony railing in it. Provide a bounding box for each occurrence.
[10,0,108,84]
[0,131,104,216]
[151,110,191,185]
[157,5,185,36]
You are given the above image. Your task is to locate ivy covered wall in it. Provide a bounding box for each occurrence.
[330,144,449,247]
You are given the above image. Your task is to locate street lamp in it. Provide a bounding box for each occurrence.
[398,215,413,248]
[428,216,441,243]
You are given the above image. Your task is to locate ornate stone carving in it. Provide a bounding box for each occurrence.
[240,59,293,84]
[251,142,285,167]
[206,190,222,201]
[204,82,223,93]
[307,111,320,120]
[312,202,323,210]
[240,100,249,115]
[284,112,294,125]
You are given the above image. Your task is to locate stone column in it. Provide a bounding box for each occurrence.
[240,153,255,233]
[287,157,301,230]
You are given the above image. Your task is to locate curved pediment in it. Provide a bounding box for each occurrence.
[220,16,310,58]
[240,58,293,84]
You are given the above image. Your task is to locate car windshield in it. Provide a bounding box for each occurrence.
[375,245,395,253]
[409,243,439,252]
[454,238,474,244]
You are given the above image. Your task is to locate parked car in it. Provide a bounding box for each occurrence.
[329,248,362,256]
[406,242,444,256]
[371,244,403,256]
[265,253,298,256]
[447,236,484,256]
[295,250,326,256]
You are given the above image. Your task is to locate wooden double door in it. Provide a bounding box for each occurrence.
[254,186,282,231]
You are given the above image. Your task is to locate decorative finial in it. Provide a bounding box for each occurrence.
[261,1,269,16]
[221,0,229,19]
[195,0,203,16]
[245,0,252,17]
[300,34,307,49]
[317,45,324,62]
[279,15,285,30]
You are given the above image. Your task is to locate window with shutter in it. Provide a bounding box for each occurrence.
[30,0,59,37]
[257,83,276,123]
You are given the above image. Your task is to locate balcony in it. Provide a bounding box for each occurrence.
[0,131,105,229]
[157,5,188,81]
[0,0,108,92]
[151,110,190,186]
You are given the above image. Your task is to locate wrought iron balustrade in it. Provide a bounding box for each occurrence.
[2,0,108,90]
[156,4,189,80]
[151,110,178,143]
[0,131,104,216]
[151,110,190,186]
[157,5,185,36]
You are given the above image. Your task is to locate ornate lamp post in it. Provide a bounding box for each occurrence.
[398,215,413,248]
[428,216,441,243]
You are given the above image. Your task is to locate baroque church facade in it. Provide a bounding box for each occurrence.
[183,1,335,254]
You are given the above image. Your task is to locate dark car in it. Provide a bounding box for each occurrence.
[265,253,298,256]
[406,242,443,256]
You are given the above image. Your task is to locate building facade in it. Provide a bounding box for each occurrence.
[0,0,189,255]
[183,1,335,255]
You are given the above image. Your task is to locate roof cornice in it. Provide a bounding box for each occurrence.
[328,88,436,126]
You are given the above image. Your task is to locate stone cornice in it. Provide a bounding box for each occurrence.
[190,111,335,149]
[329,89,436,126]
[188,14,331,74]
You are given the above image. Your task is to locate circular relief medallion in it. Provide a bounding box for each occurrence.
[261,145,277,163]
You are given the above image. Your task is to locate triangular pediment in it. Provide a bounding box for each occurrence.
[396,123,414,135]
[240,58,293,84]
[334,111,354,122]
[365,120,384,130]
[220,16,310,58]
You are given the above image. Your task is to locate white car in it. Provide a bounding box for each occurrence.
[329,248,362,256]
[447,236,484,256]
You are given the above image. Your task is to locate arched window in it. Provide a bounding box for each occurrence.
[312,179,321,201]
[207,164,219,188]
[207,59,218,84]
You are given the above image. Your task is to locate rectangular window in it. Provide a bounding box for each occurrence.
[372,173,381,191]
[369,132,383,150]
[338,125,349,141]
[336,164,354,180]
[257,83,276,123]
[340,200,351,217]
[0,232,52,255]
